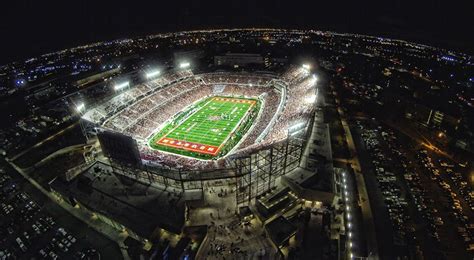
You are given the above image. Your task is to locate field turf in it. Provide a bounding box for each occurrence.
[148,96,259,159]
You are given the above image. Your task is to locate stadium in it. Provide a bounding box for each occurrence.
[79,63,318,204]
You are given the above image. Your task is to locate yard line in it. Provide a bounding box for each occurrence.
[159,97,215,142]
[180,97,229,144]
[153,96,256,157]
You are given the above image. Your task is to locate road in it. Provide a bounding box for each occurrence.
[7,122,79,162]
[336,105,379,260]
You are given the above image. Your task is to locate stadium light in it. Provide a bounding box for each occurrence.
[114,81,129,91]
[179,62,190,69]
[145,70,161,79]
[302,64,311,70]
[305,94,317,104]
[76,103,85,112]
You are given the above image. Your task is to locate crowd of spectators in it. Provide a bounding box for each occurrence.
[83,68,316,170]
[262,75,316,143]
[201,73,273,86]
[104,78,200,131]
[125,81,212,139]
[130,74,280,169]
[82,69,193,124]
[232,66,316,157]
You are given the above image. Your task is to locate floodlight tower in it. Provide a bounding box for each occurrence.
[75,103,85,113]
[72,101,92,142]
[179,61,191,69]
[114,81,130,91]
[145,70,161,80]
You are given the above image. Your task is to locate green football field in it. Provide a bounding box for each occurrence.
[148,96,259,159]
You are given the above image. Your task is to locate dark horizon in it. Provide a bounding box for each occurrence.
[1,0,474,64]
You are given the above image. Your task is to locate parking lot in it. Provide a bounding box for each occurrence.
[0,160,122,260]
[412,149,474,257]
[354,119,473,260]
[354,120,414,259]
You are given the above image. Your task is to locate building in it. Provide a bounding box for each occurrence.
[49,161,186,242]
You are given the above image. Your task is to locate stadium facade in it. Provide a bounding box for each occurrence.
[78,65,318,206]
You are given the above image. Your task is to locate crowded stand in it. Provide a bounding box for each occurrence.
[82,69,193,124]
[81,67,316,170]
[201,73,273,86]
[232,67,315,157]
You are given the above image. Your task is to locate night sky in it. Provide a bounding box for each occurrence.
[1,0,473,64]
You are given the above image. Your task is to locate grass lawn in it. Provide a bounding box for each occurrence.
[148,96,260,159]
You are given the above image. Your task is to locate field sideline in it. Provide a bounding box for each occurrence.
[148,96,259,159]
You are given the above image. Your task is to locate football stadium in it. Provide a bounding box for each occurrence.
[46,48,334,258]
[79,63,318,204]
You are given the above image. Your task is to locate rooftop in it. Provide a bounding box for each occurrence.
[50,161,185,237]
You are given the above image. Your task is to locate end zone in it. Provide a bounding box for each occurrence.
[157,137,220,156]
